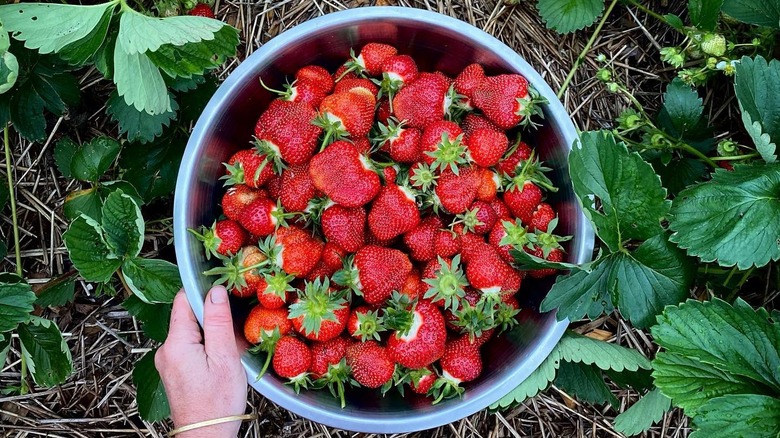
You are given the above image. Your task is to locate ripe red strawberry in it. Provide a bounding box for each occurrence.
[374,119,422,163]
[368,184,421,241]
[434,229,460,258]
[280,163,316,213]
[346,340,395,388]
[443,287,481,332]
[316,91,376,143]
[465,128,508,167]
[453,224,484,263]
[465,243,521,299]
[387,300,447,369]
[489,219,531,263]
[265,225,324,277]
[458,200,497,235]
[256,270,296,309]
[272,336,311,381]
[376,54,419,101]
[260,77,330,108]
[204,245,267,298]
[409,367,437,395]
[321,204,366,253]
[529,202,555,232]
[221,149,275,188]
[333,64,358,82]
[321,241,347,270]
[345,43,398,77]
[221,185,263,221]
[420,120,466,171]
[295,65,334,94]
[475,167,500,202]
[243,305,292,344]
[333,245,412,305]
[472,74,544,129]
[239,197,292,237]
[191,219,247,259]
[434,167,479,214]
[529,246,564,278]
[399,269,426,301]
[310,336,350,379]
[266,175,282,200]
[454,63,486,105]
[334,78,379,96]
[496,141,532,176]
[309,141,381,208]
[503,181,542,225]
[347,306,385,341]
[461,113,501,136]
[382,165,399,183]
[421,255,469,310]
[430,336,483,403]
[393,73,451,129]
[289,278,349,342]
[489,198,513,221]
[254,100,321,167]
[304,260,338,282]
[376,98,392,124]
[188,3,214,17]
[403,216,442,261]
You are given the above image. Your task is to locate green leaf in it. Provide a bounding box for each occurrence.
[557,333,651,372]
[605,367,654,391]
[63,187,102,222]
[121,258,181,304]
[735,56,780,162]
[0,278,36,332]
[0,50,18,94]
[688,0,724,30]
[614,234,695,328]
[652,157,708,196]
[63,215,121,283]
[119,136,185,201]
[70,136,122,182]
[123,295,171,342]
[511,247,584,271]
[54,137,78,179]
[94,25,117,79]
[690,395,780,438]
[536,0,605,33]
[176,74,219,122]
[613,388,672,436]
[569,131,670,252]
[653,352,761,414]
[664,14,685,30]
[107,90,178,144]
[35,274,76,308]
[0,2,118,54]
[18,316,73,387]
[101,190,144,259]
[541,235,694,328]
[652,298,780,392]
[657,78,713,150]
[0,19,9,52]
[669,163,780,269]
[0,332,10,368]
[147,26,239,79]
[113,46,170,115]
[721,0,780,28]
[57,5,113,66]
[554,361,617,407]
[116,10,226,55]
[490,343,561,409]
[133,349,170,422]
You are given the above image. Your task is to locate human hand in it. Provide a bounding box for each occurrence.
[155,286,248,438]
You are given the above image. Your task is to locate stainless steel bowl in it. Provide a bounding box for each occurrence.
[174,6,594,433]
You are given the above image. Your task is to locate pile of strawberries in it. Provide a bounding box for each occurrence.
[192,42,570,406]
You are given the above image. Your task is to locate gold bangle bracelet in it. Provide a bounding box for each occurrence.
[168,413,257,437]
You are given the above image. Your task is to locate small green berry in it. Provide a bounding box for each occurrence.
[596,68,612,82]
[596,53,607,63]
[752,38,761,46]
[701,34,726,57]
[606,82,620,93]
[717,140,738,157]
[706,57,718,70]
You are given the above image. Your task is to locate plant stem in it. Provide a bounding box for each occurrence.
[118,270,132,298]
[622,0,674,27]
[20,351,29,395]
[711,153,760,161]
[557,0,619,99]
[4,124,22,277]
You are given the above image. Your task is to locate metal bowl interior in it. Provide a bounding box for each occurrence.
[174,6,594,434]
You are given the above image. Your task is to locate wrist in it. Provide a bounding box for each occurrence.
[176,422,239,438]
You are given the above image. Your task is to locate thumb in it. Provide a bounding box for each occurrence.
[202,286,240,362]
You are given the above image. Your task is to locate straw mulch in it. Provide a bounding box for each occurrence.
[1,1,695,437]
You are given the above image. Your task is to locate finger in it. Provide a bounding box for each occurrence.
[203,286,240,362]
[165,289,203,345]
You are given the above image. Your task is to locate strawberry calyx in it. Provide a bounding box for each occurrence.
[504,150,558,193]
[451,298,496,342]
[453,208,485,234]
[444,84,470,123]
[247,327,282,379]
[494,301,521,334]
[261,269,296,301]
[409,163,439,194]
[253,137,287,174]
[516,85,547,129]
[498,220,533,250]
[372,73,403,109]
[425,131,468,175]
[286,371,312,394]
[332,255,362,295]
[287,277,348,337]
[352,308,386,342]
[430,371,465,404]
[188,221,222,260]
[397,366,435,397]
[382,291,416,335]
[312,112,351,149]
[370,117,405,152]
[335,48,368,81]
[302,196,335,230]
[202,248,268,290]
[530,217,572,258]
[259,77,298,102]
[422,255,469,311]
[312,358,353,408]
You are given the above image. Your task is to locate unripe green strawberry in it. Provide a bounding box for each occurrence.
[701,34,726,57]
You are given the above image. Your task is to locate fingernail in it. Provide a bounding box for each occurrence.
[210,286,228,304]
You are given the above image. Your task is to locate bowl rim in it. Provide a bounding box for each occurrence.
[174,5,594,433]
